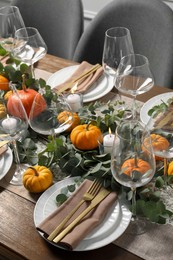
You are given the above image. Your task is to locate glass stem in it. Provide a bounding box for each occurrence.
[12,138,22,176]
[132,96,137,119]
[31,63,35,78]
[131,187,137,220]
[164,158,168,187]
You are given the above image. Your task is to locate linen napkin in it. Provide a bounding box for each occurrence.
[0,141,8,155]
[53,61,104,94]
[37,179,117,250]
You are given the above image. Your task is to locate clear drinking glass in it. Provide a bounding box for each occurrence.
[29,94,73,139]
[111,120,156,234]
[12,27,47,77]
[102,27,134,118]
[0,83,28,185]
[115,54,154,119]
[102,27,134,77]
[0,6,25,52]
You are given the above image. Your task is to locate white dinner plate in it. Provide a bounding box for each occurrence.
[140,92,173,124]
[0,147,13,180]
[47,65,114,103]
[34,177,132,251]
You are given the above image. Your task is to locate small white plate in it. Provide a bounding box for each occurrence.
[34,177,131,251]
[140,92,173,124]
[0,147,13,180]
[47,65,114,103]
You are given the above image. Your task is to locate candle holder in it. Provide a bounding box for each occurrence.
[98,132,115,154]
[65,92,83,112]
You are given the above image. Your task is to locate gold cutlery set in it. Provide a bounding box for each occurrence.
[47,179,111,244]
[55,63,101,94]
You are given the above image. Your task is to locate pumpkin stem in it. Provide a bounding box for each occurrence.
[28,166,39,176]
[22,74,27,92]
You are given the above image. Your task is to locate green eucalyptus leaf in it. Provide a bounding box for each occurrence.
[20,63,29,73]
[155,176,164,188]
[89,162,102,174]
[67,184,76,193]
[23,138,37,150]
[56,193,68,206]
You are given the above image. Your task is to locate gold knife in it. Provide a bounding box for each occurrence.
[52,188,111,243]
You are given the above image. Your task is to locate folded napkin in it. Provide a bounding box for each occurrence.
[37,179,117,250]
[0,141,8,156]
[53,61,104,94]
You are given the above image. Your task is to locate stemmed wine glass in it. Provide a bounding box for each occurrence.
[0,83,28,185]
[29,93,73,142]
[0,6,25,53]
[115,54,154,119]
[102,27,134,117]
[12,27,47,77]
[111,120,156,234]
[145,111,173,190]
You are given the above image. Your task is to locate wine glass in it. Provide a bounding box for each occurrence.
[0,6,25,53]
[115,54,154,119]
[29,93,73,141]
[102,27,134,118]
[111,120,156,234]
[0,83,28,185]
[145,111,173,190]
[12,27,47,77]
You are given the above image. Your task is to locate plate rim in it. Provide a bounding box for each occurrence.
[34,177,131,251]
[140,92,173,124]
[0,146,13,180]
[47,65,114,103]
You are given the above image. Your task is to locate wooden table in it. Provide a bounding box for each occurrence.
[0,54,172,260]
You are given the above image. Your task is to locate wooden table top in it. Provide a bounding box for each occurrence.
[0,54,172,260]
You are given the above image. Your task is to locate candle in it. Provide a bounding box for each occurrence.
[1,117,18,134]
[103,128,115,154]
[66,93,82,112]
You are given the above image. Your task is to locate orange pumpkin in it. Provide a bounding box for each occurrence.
[4,90,13,101]
[143,134,169,161]
[168,161,173,175]
[57,111,80,132]
[7,88,46,118]
[0,75,9,91]
[70,124,103,150]
[121,158,151,176]
[22,165,53,193]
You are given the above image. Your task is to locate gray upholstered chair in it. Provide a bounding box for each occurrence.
[12,0,84,60]
[73,0,173,89]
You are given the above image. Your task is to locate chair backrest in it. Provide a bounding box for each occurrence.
[73,0,173,89]
[12,0,84,60]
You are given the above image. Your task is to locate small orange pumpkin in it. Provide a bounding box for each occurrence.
[0,103,6,119]
[168,161,173,175]
[70,123,103,150]
[0,75,9,91]
[22,165,53,193]
[143,134,169,161]
[121,158,151,176]
[4,90,13,101]
[57,111,80,132]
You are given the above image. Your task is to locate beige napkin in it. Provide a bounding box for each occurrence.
[37,179,117,250]
[0,141,8,155]
[53,61,104,94]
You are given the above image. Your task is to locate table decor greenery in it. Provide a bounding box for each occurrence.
[0,57,172,225]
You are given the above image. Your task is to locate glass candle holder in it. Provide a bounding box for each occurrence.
[98,132,115,154]
[65,93,83,112]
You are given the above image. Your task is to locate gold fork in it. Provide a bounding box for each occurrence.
[47,179,102,241]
